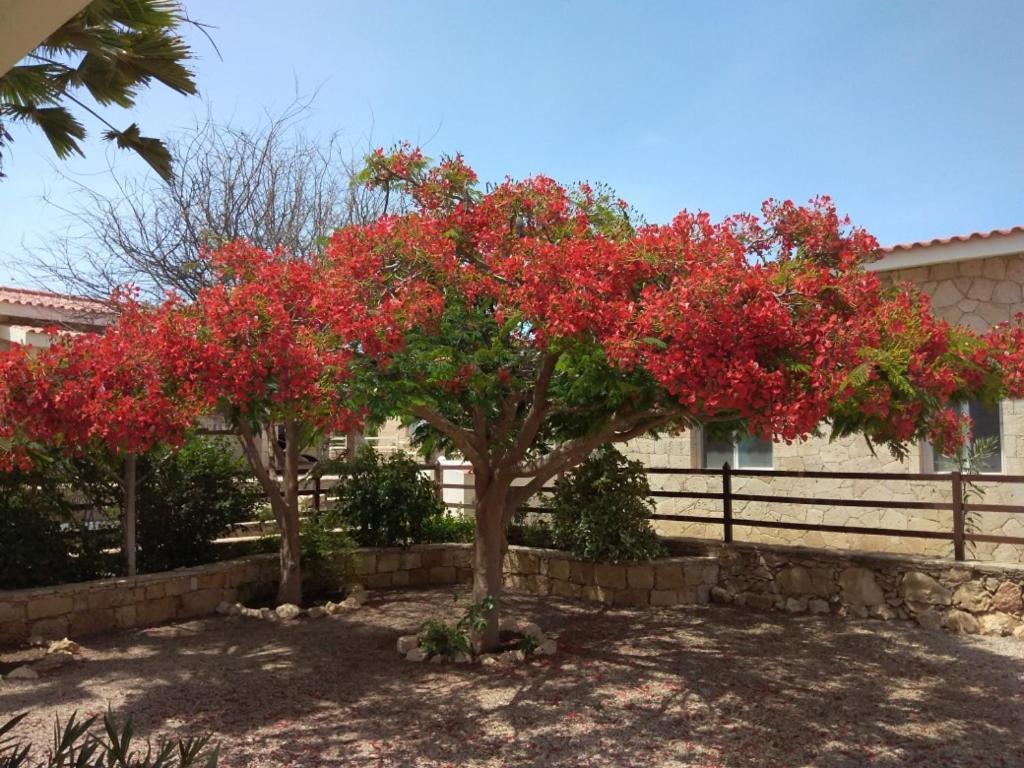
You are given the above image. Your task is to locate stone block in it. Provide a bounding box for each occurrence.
[838,567,885,608]
[377,553,401,573]
[390,570,410,587]
[569,561,594,585]
[429,566,457,584]
[594,564,627,589]
[197,571,226,590]
[979,612,1021,637]
[952,582,991,613]
[26,595,73,621]
[627,566,655,590]
[900,572,951,606]
[114,605,137,628]
[551,580,581,599]
[613,589,649,607]
[745,593,774,611]
[137,596,177,626]
[777,566,813,595]
[650,590,679,607]
[354,553,377,575]
[179,589,222,617]
[145,583,167,600]
[407,568,431,586]
[654,564,685,590]
[365,572,394,589]
[992,581,1023,613]
[164,578,191,597]
[548,559,571,581]
[400,552,422,570]
[684,564,708,587]
[581,585,614,604]
[944,609,980,634]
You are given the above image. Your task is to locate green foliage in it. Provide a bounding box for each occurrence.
[549,446,666,562]
[417,596,497,659]
[0,466,107,589]
[0,0,202,180]
[0,710,218,767]
[321,449,445,547]
[135,438,258,573]
[509,512,556,549]
[301,510,357,587]
[420,513,475,543]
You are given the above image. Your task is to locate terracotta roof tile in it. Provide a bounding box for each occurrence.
[883,226,1024,253]
[0,286,113,316]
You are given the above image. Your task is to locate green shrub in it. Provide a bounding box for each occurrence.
[0,711,219,767]
[420,512,475,543]
[301,510,357,589]
[550,446,666,562]
[135,438,258,573]
[323,449,445,547]
[418,596,496,659]
[509,512,556,549]
[0,466,106,589]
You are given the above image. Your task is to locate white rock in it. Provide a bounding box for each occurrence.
[519,622,545,640]
[537,639,557,656]
[479,654,499,667]
[275,603,302,621]
[784,598,807,613]
[808,599,830,615]
[34,651,75,673]
[7,666,38,680]
[348,584,367,598]
[406,647,428,662]
[215,601,233,615]
[47,638,82,656]
[397,635,420,655]
[307,607,326,619]
[509,650,527,663]
[429,654,443,664]
[453,652,474,664]
[241,607,262,619]
[340,596,361,610]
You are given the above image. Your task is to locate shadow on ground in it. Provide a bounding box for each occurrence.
[2,587,1022,767]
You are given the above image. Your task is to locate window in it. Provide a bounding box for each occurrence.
[929,399,1002,473]
[702,432,773,469]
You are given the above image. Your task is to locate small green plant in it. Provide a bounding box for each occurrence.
[420,513,475,543]
[417,596,497,660]
[301,510,357,589]
[955,435,999,559]
[549,446,666,562]
[0,711,219,767]
[321,448,445,547]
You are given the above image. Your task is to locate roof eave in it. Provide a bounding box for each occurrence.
[867,230,1024,273]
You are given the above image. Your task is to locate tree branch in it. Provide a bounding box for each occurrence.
[500,351,560,468]
[411,405,487,468]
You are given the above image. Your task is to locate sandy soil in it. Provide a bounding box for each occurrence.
[2,587,1023,767]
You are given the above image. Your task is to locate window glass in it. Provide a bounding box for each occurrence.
[703,433,773,469]
[704,436,734,469]
[738,436,773,469]
[933,400,1001,473]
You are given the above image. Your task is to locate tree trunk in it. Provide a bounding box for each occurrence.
[473,485,510,652]
[278,420,303,605]
[122,452,138,578]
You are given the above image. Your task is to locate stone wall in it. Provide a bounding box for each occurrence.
[0,554,280,645]
[624,251,1024,563]
[502,546,719,607]
[668,538,1024,639]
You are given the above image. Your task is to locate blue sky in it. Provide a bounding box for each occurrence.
[2,0,1023,288]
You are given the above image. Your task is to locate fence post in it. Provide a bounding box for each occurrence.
[313,475,321,514]
[952,469,965,561]
[722,461,733,544]
[434,460,444,506]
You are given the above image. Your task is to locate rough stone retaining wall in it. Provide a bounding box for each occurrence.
[502,546,720,607]
[669,538,1024,639]
[0,555,280,645]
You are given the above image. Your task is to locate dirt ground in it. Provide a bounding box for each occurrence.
[2,587,1023,767]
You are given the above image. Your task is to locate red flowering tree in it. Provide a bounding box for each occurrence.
[327,148,1024,649]
[0,296,204,575]
[145,241,437,604]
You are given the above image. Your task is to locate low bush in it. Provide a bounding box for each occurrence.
[0,710,219,767]
[301,509,357,589]
[0,467,106,589]
[418,597,495,659]
[508,512,556,549]
[420,512,475,543]
[135,438,258,573]
[322,449,445,547]
[549,446,666,562]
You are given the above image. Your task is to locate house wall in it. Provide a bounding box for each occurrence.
[625,251,1024,563]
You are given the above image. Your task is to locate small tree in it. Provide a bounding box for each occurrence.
[321,148,1024,650]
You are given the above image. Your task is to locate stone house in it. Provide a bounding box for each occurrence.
[624,226,1024,563]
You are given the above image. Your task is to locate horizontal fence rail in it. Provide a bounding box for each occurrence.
[373,462,1024,563]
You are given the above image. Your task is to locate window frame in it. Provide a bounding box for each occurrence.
[923,399,1004,475]
[700,429,774,470]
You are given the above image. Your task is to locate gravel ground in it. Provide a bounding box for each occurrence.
[2,587,1023,768]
